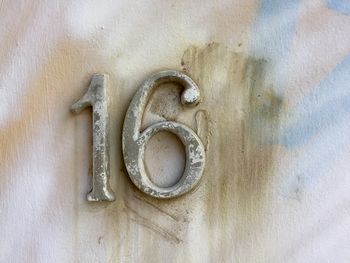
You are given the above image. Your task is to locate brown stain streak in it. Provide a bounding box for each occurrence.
[129,218,182,245]
[181,43,282,261]
[124,205,182,244]
[133,194,180,222]
[195,109,211,151]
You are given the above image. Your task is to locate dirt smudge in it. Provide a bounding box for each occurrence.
[147,83,182,123]
[181,43,282,261]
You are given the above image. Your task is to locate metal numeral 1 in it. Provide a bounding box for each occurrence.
[71,74,115,201]
[122,70,206,198]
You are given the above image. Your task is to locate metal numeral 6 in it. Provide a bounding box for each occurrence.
[122,70,205,198]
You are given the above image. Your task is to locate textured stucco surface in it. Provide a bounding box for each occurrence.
[1,0,350,262]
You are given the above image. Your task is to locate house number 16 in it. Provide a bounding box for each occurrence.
[72,70,205,201]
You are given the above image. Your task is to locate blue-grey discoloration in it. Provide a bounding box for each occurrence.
[278,54,350,195]
[281,54,350,148]
[326,0,350,16]
[250,0,301,93]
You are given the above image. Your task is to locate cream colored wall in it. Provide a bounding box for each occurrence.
[1,0,350,262]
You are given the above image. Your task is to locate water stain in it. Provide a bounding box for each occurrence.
[117,43,283,262]
[181,43,282,260]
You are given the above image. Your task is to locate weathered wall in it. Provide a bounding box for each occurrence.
[1,0,350,262]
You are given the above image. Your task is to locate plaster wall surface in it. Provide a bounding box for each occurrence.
[1,1,350,262]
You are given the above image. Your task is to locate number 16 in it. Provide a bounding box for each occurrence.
[72,71,205,201]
